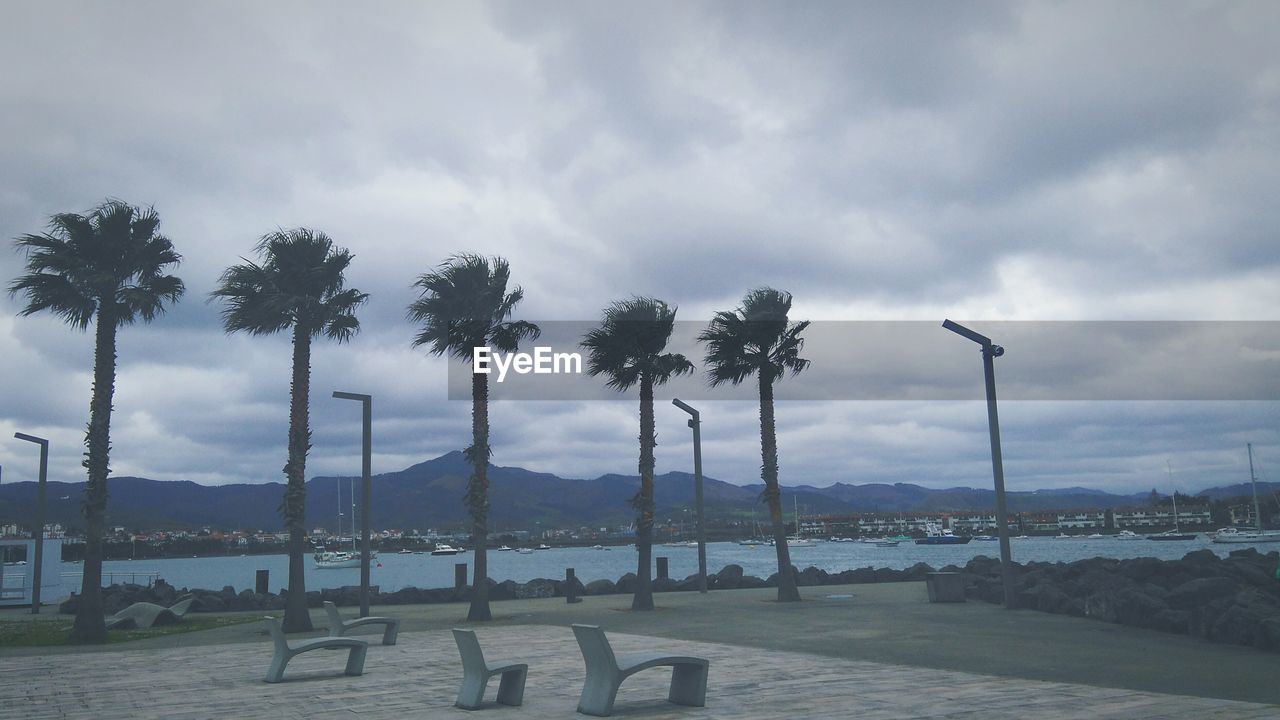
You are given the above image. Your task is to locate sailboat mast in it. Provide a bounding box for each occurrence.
[1167,461,1180,533]
[1249,443,1262,532]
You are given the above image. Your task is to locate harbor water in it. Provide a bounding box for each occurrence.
[77,535,1274,597]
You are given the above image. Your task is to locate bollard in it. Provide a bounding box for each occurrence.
[455,563,468,590]
[656,556,668,580]
[255,569,269,595]
[566,568,582,604]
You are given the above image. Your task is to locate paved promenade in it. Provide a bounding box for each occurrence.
[3,582,1278,718]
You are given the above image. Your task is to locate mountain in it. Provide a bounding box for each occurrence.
[1195,481,1280,502]
[0,451,1260,533]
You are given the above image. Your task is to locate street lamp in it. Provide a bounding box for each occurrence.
[332,391,373,617]
[941,320,1015,609]
[671,398,707,594]
[14,433,49,614]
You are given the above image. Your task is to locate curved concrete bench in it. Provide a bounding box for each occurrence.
[572,624,708,717]
[104,594,195,630]
[262,616,368,683]
[323,601,401,645]
[452,628,528,710]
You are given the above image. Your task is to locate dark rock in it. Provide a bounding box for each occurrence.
[1165,577,1238,609]
[490,580,519,601]
[585,579,617,595]
[516,578,559,599]
[798,566,828,586]
[1182,549,1219,566]
[615,573,637,594]
[653,577,678,592]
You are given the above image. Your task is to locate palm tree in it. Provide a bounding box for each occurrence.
[9,199,184,643]
[407,254,539,622]
[212,229,366,632]
[582,298,694,610]
[698,288,809,602]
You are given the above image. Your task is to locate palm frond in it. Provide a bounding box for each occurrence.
[10,200,184,331]
[698,287,810,387]
[212,228,364,341]
[582,297,686,392]
[407,254,536,362]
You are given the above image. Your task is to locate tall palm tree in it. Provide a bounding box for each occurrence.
[9,199,184,643]
[698,288,809,602]
[212,229,366,632]
[407,254,539,622]
[582,298,694,611]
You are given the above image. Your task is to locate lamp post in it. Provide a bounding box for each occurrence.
[941,320,1015,609]
[14,433,49,614]
[671,398,707,594]
[332,391,372,617]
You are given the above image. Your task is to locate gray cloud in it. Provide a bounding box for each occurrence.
[1,1,1278,495]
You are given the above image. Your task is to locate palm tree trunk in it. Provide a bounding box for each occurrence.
[70,310,117,643]
[281,325,313,632]
[633,374,656,611]
[466,370,492,622]
[760,374,800,602]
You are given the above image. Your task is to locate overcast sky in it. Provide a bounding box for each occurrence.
[2,1,1278,497]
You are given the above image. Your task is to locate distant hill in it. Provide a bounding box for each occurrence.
[0,451,1269,533]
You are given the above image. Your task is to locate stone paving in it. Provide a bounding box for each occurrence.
[3,624,1277,719]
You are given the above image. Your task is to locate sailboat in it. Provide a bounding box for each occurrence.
[737,507,767,546]
[784,496,817,547]
[1212,444,1280,544]
[1147,462,1196,541]
[315,477,365,568]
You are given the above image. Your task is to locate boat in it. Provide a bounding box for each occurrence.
[972,535,998,541]
[736,538,766,546]
[397,548,414,554]
[316,478,369,568]
[1212,444,1280,544]
[786,537,817,547]
[1087,533,1104,539]
[592,544,612,550]
[314,550,360,569]
[536,544,551,550]
[430,543,462,556]
[1147,529,1197,541]
[1147,462,1196,541]
[914,522,971,545]
[874,540,900,547]
[1115,530,1142,540]
[515,547,534,554]
[497,545,513,552]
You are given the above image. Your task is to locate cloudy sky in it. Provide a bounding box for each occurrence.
[2,1,1278,497]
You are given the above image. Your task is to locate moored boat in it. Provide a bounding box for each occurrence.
[914,522,971,545]
[314,550,361,569]
[430,543,463,556]
[1212,445,1280,544]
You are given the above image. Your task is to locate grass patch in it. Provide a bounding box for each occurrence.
[0,614,257,647]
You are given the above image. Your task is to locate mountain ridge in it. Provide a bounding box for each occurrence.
[0,450,1271,532]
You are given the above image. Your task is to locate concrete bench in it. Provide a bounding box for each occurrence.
[452,628,528,710]
[262,616,368,683]
[323,600,401,645]
[104,594,195,630]
[926,572,966,603]
[572,624,708,717]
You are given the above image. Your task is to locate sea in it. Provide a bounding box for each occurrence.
[80,535,1274,596]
